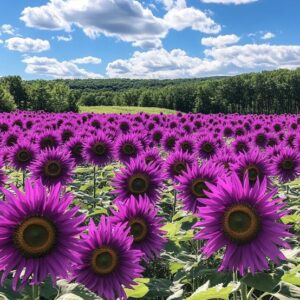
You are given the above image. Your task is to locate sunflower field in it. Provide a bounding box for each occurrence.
[0,111,299,300]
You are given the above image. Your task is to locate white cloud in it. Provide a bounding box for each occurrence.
[107,44,300,79]
[0,39,3,44]
[20,0,168,46]
[106,48,222,78]
[5,37,50,53]
[22,56,103,79]
[164,2,221,33]
[261,32,275,40]
[204,44,300,69]
[20,0,221,47]
[132,39,162,49]
[56,34,72,42]
[201,34,240,47]
[71,56,102,64]
[1,24,17,35]
[201,0,258,4]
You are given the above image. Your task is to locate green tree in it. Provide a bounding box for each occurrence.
[0,84,16,112]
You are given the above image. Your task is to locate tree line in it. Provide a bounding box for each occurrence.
[1,68,300,113]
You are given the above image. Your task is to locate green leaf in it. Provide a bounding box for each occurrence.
[169,261,185,274]
[281,265,300,286]
[187,283,234,300]
[241,271,282,293]
[125,278,149,298]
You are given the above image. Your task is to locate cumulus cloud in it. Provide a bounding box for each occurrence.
[201,34,240,47]
[20,0,168,45]
[261,32,275,40]
[201,0,258,4]
[1,24,17,35]
[22,56,103,79]
[107,44,300,79]
[20,0,221,47]
[71,56,102,64]
[164,2,221,33]
[106,48,222,78]
[56,35,72,42]
[0,39,3,44]
[5,37,50,53]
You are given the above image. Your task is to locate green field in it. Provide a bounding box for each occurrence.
[80,106,177,114]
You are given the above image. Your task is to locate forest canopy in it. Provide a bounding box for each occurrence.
[0,68,300,113]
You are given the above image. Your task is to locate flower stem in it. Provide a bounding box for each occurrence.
[93,166,97,200]
[172,190,177,220]
[232,271,238,300]
[32,284,40,300]
[22,170,26,189]
[240,282,248,300]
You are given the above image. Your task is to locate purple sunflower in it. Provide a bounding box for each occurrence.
[197,136,218,160]
[111,158,164,204]
[175,136,197,155]
[83,134,113,167]
[164,150,195,181]
[30,148,75,187]
[0,179,85,290]
[139,148,163,168]
[71,216,143,300]
[65,137,85,166]
[176,162,222,214]
[8,141,38,171]
[271,147,300,182]
[111,195,166,261]
[114,134,143,164]
[37,131,61,150]
[193,173,291,275]
[234,150,272,187]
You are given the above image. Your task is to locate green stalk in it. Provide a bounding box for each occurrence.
[93,166,97,200]
[22,170,26,189]
[172,190,177,220]
[32,285,40,300]
[232,271,238,300]
[240,282,248,300]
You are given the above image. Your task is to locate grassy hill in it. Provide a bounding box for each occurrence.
[80,106,177,114]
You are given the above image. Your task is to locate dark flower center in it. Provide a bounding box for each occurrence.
[153,132,162,142]
[181,142,191,152]
[72,143,83,157]
[41,137,56,149]
[128,173,150,194]
[191,179,208,198]
[62,130,73,142]
[128,218,148,242]
[17,150,31,162]
[223,204,260,244]
[91,247,118,275]
[44,160,62,177]
[172,161,186,176]
[145,156,155,164]
[281,158,295,170]
[7,136,17,146]
[166,138,175,149]
[236,142,247,152]
[245,165,260,183]
[256,134,266,145]
[14,217,56,257]
[122,143,136,156]
[92,142,106,156]
[202,142,214,154]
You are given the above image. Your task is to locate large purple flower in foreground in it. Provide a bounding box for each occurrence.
[112,158,164,204]
[271,147,300,182]
[0,179,85,290]
[111,196,166,261]
[72,216,143,300]
[31,148,75,187]
[193,174,291,275]
[176,162,222,214]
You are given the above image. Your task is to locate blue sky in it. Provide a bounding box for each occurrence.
[0,0,299,79]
